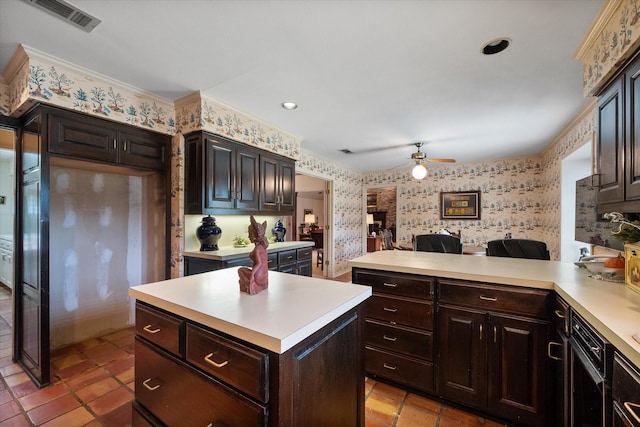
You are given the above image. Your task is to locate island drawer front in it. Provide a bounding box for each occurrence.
[613,352,640,426]
[366,294,432,330]
[135,339,267,427]
[353,270,433,300]
[135,303,183,357]
[365,319,432,361]
[438,279,551,318]
[365,346,434,393]
[297,247,313,261]
[186,324,269,403]
[278,249,297,265]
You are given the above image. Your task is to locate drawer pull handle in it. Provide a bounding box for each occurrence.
[383,335,397,342]
[624,402,640,423]
[383,282,398,288]
[554,309,565,319]
[383,363,397,371]
[383,307,398,313]
[547,341,563,361]
[142,378,161,391]
[204,353,229,368]
[143,325,160,334]
[479,295,497,302]
[479,323,483,340]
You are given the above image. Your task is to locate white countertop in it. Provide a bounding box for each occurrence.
[183,240,314,261]
[348,251,640,368]
[129,268,371,354]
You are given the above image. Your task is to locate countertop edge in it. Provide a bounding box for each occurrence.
[183,241,314,261]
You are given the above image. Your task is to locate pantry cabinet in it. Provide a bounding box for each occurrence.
[613,352,640,426]
[436,278,553,427]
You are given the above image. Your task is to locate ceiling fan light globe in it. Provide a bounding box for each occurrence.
[412,163,428,179]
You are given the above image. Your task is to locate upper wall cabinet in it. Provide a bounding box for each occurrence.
[48,107,168,171]
[596,50,640,212]
[260,152,295,214]
[184,132,295,215]
[184,132,260,214]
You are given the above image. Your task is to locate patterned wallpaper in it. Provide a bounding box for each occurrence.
[362,106,596,261]
[578,0,640,95]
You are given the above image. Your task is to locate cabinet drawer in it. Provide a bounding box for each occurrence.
[278,249,297,265]
[267,252,278,270]
[135,303,183,356]
[553,296,570,336]
[135,339,267,427]
[366,294,432,330]
[226,257,252,268]
[613,353,640,426]
[366,319,432,361]
[353,269,433,300]
[438,279,551,318]
[365,346,434,393]
[186,324,269,403]
[297,247,313,261]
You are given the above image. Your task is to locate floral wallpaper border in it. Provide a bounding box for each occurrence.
[578,0,640,95]
[174,91,300,160]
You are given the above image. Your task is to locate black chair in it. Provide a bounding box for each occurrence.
[486,239,550,260]
[311,230,324,270]
[414,234,463,254]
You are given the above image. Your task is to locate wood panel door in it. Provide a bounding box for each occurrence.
[626,54,640,200]
[204,137,235,210]
[436,305,486,408]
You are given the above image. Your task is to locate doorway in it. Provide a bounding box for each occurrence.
[364,185,397,251]
[560,141,591,262]
[295,173,331,278]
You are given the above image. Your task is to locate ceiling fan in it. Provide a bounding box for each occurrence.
[408,142,456,179]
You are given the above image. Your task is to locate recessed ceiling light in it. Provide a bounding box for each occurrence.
[482,38,511,55]
[281,101,298,110]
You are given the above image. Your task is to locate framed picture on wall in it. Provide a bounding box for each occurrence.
[367,193,377,208]
[440,191,480,220]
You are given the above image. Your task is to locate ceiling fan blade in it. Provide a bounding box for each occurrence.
[426,158,456,163]
[340,143,415,155]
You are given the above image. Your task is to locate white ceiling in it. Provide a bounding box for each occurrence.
[0,0,603,172]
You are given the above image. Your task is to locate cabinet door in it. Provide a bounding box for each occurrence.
[436,305,486,408]
[597,77,625,204]
[487,313,551,427]
[49,109,118,163]
[279,158,296,212]
[118,128,167,170]
[204,137,235,210]
[235,147,260,210]
[260,155,279,211]
[627,54,640,200]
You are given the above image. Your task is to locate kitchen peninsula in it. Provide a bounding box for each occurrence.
[349,250,640,427]
[128,268,370,427]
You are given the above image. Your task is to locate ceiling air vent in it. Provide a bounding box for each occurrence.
[21,0,101,32]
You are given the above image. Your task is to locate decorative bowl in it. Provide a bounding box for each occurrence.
[583,261,625,281]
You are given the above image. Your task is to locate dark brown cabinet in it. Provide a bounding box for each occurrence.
[613,352,640,427]
[549,296,571,427]
[596,50,640,211]
[184,132,260,214]
[260,153,295,214]
[183,245,312,277]
[133,301,365,427]
[436,279,553,427]
[352,268,435,393]
[49,107,168,170]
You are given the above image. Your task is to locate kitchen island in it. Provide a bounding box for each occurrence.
[128,268,371,427]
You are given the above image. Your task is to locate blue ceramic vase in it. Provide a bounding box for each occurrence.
[273,219,286,242]
[196,215,222,251]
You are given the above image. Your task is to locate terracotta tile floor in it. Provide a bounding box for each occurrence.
[0,279,507,426]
